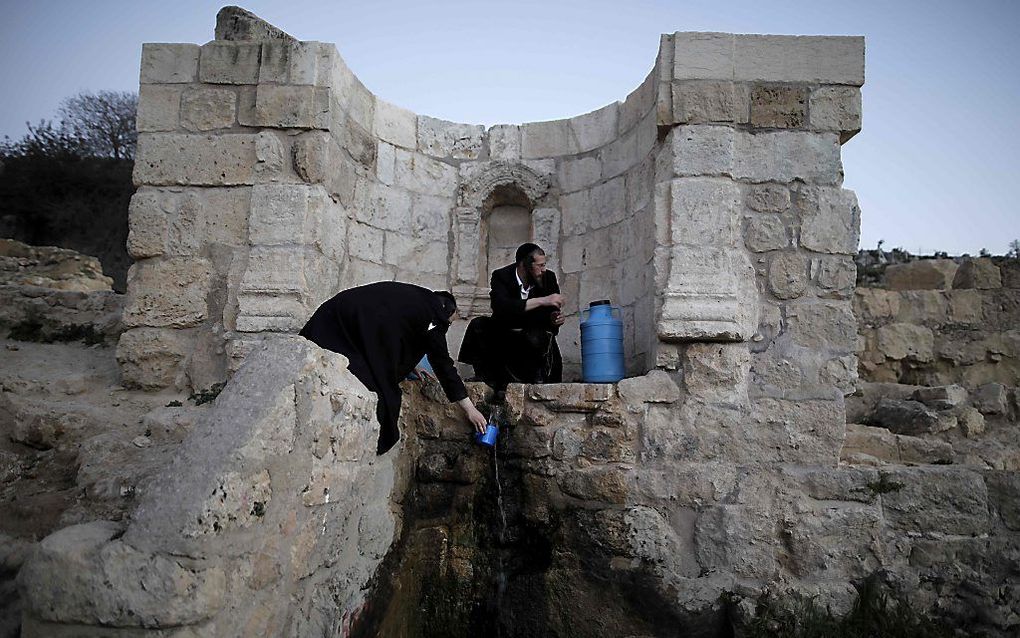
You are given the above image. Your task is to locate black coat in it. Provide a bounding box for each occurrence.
[298,281,467,454]
[489,263,560,333]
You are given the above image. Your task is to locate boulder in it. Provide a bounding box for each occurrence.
[884,260,957,290]
[864,397,956,436]
[972,383,1009,415]
[952,258,1001,289]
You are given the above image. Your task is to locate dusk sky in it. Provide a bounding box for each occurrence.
[1,0,1017,255]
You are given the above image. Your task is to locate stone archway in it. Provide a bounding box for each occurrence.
[451,161,557,316]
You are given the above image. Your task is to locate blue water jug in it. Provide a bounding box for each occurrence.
[580,300,624,383]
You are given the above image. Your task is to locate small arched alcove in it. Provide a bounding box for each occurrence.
[451,161,554,317]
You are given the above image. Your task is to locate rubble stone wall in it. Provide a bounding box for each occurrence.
[856,257,1020,388]
[18,337,407,637]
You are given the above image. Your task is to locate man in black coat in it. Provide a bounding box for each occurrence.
[459,243,565,390]
[299,281,487,455]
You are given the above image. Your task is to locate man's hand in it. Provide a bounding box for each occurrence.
[543,293,564,309]
[551,310,566,327]
[414,365,435,382]
[457,398,489,434]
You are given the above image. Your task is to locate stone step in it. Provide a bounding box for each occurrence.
[840,423,953,466]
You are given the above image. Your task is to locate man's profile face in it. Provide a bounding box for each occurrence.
[526,253,547,284]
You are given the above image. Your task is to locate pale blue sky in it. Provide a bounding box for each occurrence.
[1,0,1017,255]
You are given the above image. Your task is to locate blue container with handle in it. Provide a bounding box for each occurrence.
[580,300,625,383]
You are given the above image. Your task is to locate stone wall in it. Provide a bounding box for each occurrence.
[18,338,404,636]
[856,257,1020,388]
[119,9,864,388]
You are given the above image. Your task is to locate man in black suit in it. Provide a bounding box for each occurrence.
[299,281,488,455]
[459,242,565,390]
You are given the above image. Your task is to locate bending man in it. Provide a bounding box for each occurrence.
[459,242,565,389]
[299,281,487,455]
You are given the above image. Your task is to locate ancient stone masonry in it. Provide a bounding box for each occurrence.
[119,8,863,390]
[856,257,1020,388]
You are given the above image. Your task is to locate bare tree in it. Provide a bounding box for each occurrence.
[58,90,138,160]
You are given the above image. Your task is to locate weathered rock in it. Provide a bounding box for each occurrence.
[884,260,958,290]
[865,398,956,436]
[912,384,968,410]
[880,468,989,535]
[0,239,113,292]
[875,323,934,362]
[616,370,680,406]
[953,258,1002,289]
[768,252,808,299]
[972,383,1009,415]
[954,405,986,437]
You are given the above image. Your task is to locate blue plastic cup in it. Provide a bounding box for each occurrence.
[475,423,498,447]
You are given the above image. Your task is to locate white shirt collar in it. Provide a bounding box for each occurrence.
[515,268,532,299]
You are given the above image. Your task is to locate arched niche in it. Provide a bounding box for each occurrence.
[451,162,559,317]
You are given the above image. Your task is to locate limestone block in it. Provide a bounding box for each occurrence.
[19,522,225,626]
[786,301,857,354]
[127,187,250,259]
[199,42,261,84]
[589,176,627,230]
[671,125,734,177]
[733,35,865,85]
[972,383,1008,415]
[134,133,256,186]
[953,258,1002,289]
[347,222,384,263]
[875,323,934,361]
[619,71,656,133]
[140,43,199,84]
[254,84,330,129]
[694,505,778,579]
[809,86,862,141]
[570,102,619,153]
[559,189,590,236]
[768,252,809,299]
[137,85,182,132]
[116,327,192,389]
[673,32,734,80]
[360,182,412,231]
[345,258,395,287]
[598,129,639,181]
[393,148,458,196]
[122,258,212,328]
[617,370,680,405]
[781,506,882,578]
[521,119,579,159]
[880,468,989,535]
[669,177,740,246]
[885,260,958,290]
[557,466,630,503]
[488,124,521,160]
[798,187,861,255]
[328,56,375,131]
[912,384,968,410]
[417,115,484,160]
[292,131,333,184]
[410,194,451,241]
[180,87,236,131]
[947,289,983,324]
[891,290,947,326]
[215,5,296,41]
[682,342,750,402]
[811,256,856,298]
[750,85,807,128]
[258,40,332,85]
[248,183,324,246]
[821,354,859,396]
[750,354,804,395]
[672,81,749,124]
[752,397,846,463]
[853,288,900,321]
[625,156,654,212]
[253,130,286,178]
[985,471,1020,530]
[373,99,416,149]
[746,183,790,212]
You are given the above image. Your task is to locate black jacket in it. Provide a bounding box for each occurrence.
[299,281,466,454]
[489,263,560,333]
